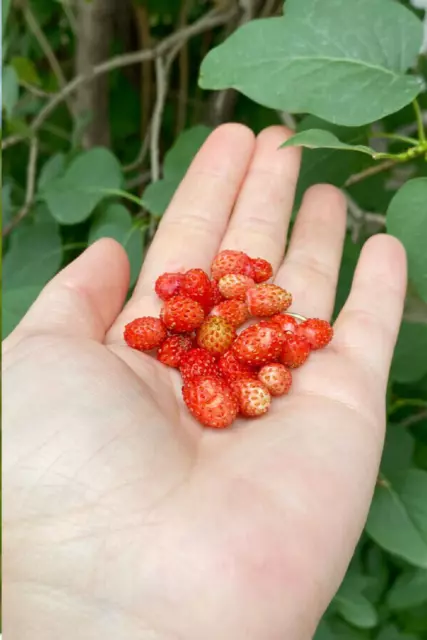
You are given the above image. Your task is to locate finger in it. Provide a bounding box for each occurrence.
[4,239,130,345]
[137,123,255,292]
[275,184,347,319]
[219,126,301,272]
[333,234,407,385]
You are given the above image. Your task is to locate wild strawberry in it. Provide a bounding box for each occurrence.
[232,378,271,417]
[269,313,299,334]
[180,269,212,310]
[157,334,193,368]
[211,249,253,281]
[246,284,292,317]
[211,299,249,328]
[218,350,257,382]
[161,295,205,333]
[182,375,238,429]
[258,363,292,396]
[209,280,224,308]
[179,348,221,385]
[233,323,284,366]
[124,317,167,351]
[251,257,273,283]
[155,272,183,301]
[280,334,311,368]
[298,318,333,350]
[218,274,255,301]
[197,316,236,357]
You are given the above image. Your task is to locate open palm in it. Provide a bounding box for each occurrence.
[3,125,406,640]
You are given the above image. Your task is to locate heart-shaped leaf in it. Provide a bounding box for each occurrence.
[200,0,423,126]
[89,203,144,287]
[282,129,381,157]
[366,469,427,568]
[41,147,123,225]
[387,178,427,305]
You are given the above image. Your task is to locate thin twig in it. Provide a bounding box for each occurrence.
[59,0,78,34]
[3,138,39,237]
[413,99,426,143]
[148,55,168,239]
[344,159,396,187]
[176,0,191,135]
[22,1,74,115]
[20,81,54,98]
[400,409,427,429]
[150,57,167,183]
[124,39,185,174]
[2,8,236,152]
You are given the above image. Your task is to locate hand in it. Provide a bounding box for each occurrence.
[3,125,406,640]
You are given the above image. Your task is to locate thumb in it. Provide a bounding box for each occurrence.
[5,239,130,345]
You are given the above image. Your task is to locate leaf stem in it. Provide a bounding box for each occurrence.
[413,99,426,144]
[370,132,419,147]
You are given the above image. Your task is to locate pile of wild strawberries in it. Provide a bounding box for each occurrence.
[124,249,333,429]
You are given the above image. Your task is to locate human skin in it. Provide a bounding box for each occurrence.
[3,124,407,640]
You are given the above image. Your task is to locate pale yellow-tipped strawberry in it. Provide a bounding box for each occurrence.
[258,363,292,396]
[218,274,255,301]
[232,378,271,417]
[246,284,292,317]
[197,316,236,357]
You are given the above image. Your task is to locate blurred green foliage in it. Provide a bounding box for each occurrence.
[2,1,427,637]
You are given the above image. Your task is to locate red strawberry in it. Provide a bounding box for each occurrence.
[251,257,273,283]
[218,350,257,382]
[218,274,255,301]
[211,249,253,281]
[298,318,333,350]
[232,378,271,417]
[179,348,221,385]
[233,323,284,366]
[197,316,236,357]
[209,280,224,308]
[246,284,292,317]
[124,317,167,351]
[280,334,311,368]
[157,334,193,368]
[210,299,249,328]
[182,376,238,429]
[270,313,299,334]
[161,295,205,333]
[258,363,292,396]
[181,269,212,310]
[155,272,183,301]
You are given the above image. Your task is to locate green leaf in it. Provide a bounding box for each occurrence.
[11,56,41,86]
[392,322,427,383]
[2,206,63,337]
[2,205,62,289]
[199,0,423,126]
[37,153,66,191]
[387,568,427,611]
[2,65,19,118]
[89,203,144,287]
[142,125,212,217]
[381,424,415,480]
[333,235,363,318]
[2,181,14,230]
[366,469,427,568]
[282,130,380,157]
[2,286,44,338]
[295,117,369,210]
[333,572,378,629]
[387,179,427,305]
[376,624,418,640]
[2,0,11,35]
[41,148,123,224]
